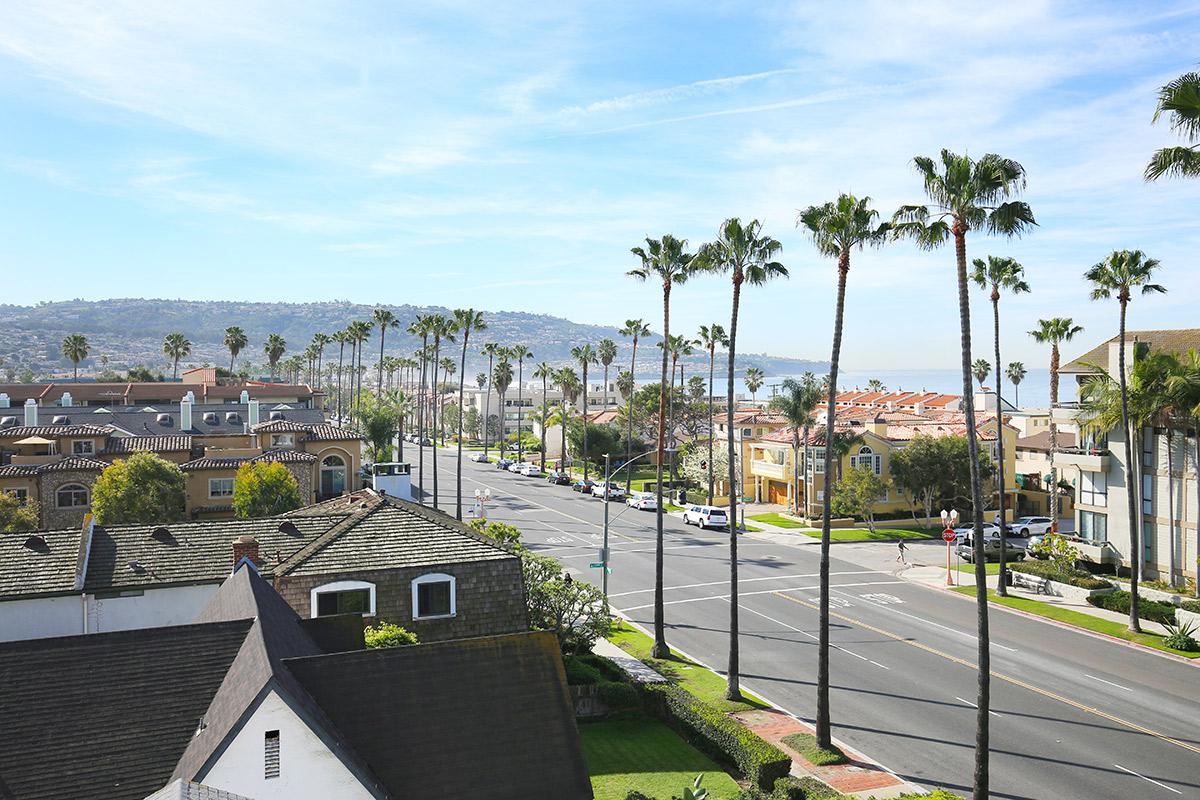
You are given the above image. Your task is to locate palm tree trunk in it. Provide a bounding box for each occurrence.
[498,389,506,458]
[725,274,743,702]
[708,345,716,505]
[418,338,428,505]
[1194,424,1200,599]
[1049,345,1060,531]
[992,293,1010,597]
[336,343,345,421]
[541,374,548,470]
[653,283,672,659]
[432,338,441,511]
[952,226,991,800]
[802,427,810,519]
[627,337,638,493]
[517,361,525,462]
[560,398,568,472]
[668,356,677,488]
[603,364,609,420]
[1118,300,1141,633]
[456,333,469,521]
[378,329,387,398]
[582,365,590,482]
[1167,427,1176,586]
[484,355,494,460]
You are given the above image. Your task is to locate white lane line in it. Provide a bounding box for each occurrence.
[618,580,907,613]
[736,599,890,669]
[1085,674,1133,692]
[1113,763,1182,795]
[833,587,1019,652]
[608,571,878,598]
[954,696,1002,718]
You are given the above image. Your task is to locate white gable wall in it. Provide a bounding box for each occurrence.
[201,689,374,800]
[0,583,220,643]
[0,595,82,641]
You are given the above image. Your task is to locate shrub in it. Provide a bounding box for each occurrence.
[363,621,417,648]
[624,793,656,800]
[1009,559,1112,590]
[786,776,844,799]
[577,653,627,682]
[563,655,604,685]
[641,683,790,792]
[91,451,186,525]
[1163,620,1199,652]
[232,461,302,518]
[1180,600,1200,614]
[1087,590,1177,624]
[767,775,809,800]
[0,492,38,533]
[598,680,641,710]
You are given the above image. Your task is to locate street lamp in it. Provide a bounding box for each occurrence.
[596,448,667,600]
[940,508,960,586]
[472,488,492,520]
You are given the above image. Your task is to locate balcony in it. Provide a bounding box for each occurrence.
[1056,446,1109,472]
[10,454,64,466]
[1050,401,1083,426]
[749,459,788,480]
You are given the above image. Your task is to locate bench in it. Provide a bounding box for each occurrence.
[1011,571,1050,595]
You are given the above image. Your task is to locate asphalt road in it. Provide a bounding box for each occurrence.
[412,445,1200,800]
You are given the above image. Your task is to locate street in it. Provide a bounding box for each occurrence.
[415,445,1200,800]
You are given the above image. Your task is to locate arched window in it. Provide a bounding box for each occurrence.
[310,579,375,618]
[319,453,347,497]
[56,483,89,508]
[411,573,456,619]
[853,446,880,475]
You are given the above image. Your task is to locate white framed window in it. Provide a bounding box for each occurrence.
[741,427,753,437]
[320,454,347,496]
[1079,471,1106,507]
[412,572,456,619]
[270,433,295,449]
[311,580,376,618]
[71,440,94,455]
[56,483,89,508]
[208,477,235,498]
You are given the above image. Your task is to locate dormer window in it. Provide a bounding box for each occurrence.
[412,573,456,619]
[71,440,94,455]
[270,433,295,449]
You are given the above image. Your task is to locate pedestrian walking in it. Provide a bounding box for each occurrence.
[896,540,908,564]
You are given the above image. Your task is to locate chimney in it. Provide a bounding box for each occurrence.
[240,389,250,404]
[184,390,196,403]
[180,398,193,431]
[248,399,260,427]
[914,401,926,416]
[24,399,37,426]
[232,535,261,568]
[61,392,73,407]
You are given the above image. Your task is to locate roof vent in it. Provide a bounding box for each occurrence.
[203,412,219,424]
[225,412,240,423]
[269,411,284,421]
[150,526,173,543]
[127,560,146,573]
[23,534,48,553]
[52,415,69,425]
[0,416,15,429]
[278,520,301,536]
[157,413,173,426]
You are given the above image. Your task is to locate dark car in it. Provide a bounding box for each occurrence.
[571,480,596,494]
[546,470,573,485]
[957,533,1029,563]
[495,458,514,470]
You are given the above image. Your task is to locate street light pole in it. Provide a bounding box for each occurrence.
[603,453,611,600]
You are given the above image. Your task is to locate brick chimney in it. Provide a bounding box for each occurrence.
[232,535,261,568]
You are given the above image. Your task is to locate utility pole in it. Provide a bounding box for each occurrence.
[602,453,611,600]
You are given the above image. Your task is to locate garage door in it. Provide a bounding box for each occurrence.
[768,481,789,505]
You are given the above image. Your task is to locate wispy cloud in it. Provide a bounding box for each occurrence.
[561,68,799,115]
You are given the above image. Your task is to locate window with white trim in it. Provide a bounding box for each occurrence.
[1079,470,1106,507]
[311,580,376,617]
[412,572,456,619]
[208,477,234,498]
[71,440,94,455]
[56,483,89,508]
[852,446,881,475]
[270,433,295,449]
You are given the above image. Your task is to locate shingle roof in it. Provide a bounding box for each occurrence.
[106,404,325,437]
[35,454,109,473]
[0,527,83,599]
[101,435,194,454]
[0,463,37,478]
[144,780,255,800]
[180,448,318,470]
[284,630,592,800]
[1060,329,1200,374]
[0,619,253,800]
[251,418,312,432]
[1016,430,1077,451]
[0,423,112,440]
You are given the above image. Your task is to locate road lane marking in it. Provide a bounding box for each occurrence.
[451,472,642,541]
[617,580,905,612]
[953,696,1001,717]
[608,571,877,598]
[1113,764,1182,795]
[773,592,1200,757]
[1085,674,1133,692]
[833,587,1018,652]
[736,600,889,670]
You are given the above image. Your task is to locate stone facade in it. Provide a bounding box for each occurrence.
[275,558,528,642]
[38,468,99,530]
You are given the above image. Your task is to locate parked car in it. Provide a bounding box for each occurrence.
[468,451,490,463]
[507,461,526,473]
[420,437,433,446]
[519,463,545,477]
[571,480,596,494]
[957,532,1028,563]
[591,483,626,501]
[682,504,729,529]
[546,470,573,485]
[1013,516,1053,537]
[495,458,514,470]
[626,491,658,511]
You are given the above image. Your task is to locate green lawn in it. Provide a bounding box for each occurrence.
[955,562,1001,575]
[748,512,811,529]
[741,524,764,533]
[780,731,847,767]
[952,587,1200,658]
[794,527,938,542]
[609,623,768,713]
[582,716,742,800]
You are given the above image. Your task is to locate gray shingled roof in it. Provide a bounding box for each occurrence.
[180,448,317,470]
[106,404,325,437]
[35,454,110,473]
[101,435,194,454]
[0,527,83,599]
[143,780,255,800]
[0,423,113,440]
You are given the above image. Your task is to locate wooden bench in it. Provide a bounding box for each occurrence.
[1011,571,1050,595]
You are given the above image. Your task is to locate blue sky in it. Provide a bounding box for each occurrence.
[1,1,1197,369]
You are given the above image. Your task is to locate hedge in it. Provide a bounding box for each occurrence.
[1181,600,1200,614]
[1087,590,1177,624]
[1008,560,1112,590]
[598,680,641,710]
[564,655,605,685]
[641,682,791,792]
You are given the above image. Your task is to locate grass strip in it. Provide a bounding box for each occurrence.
[793,527,938,542]
[748,513,811,529]
[780,731,848,766]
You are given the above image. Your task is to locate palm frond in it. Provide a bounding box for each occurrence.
[1145,145,1200,181]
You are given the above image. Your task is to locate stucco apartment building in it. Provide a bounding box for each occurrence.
[0,369,322,408]
[0,395,362,528]
[1054,329,1200,585]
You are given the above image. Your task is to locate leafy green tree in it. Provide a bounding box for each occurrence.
[92,452,186,525]
[521,550,611,654]
[889,435,947,523]
[467,518,522,549]
[464,406,481,441]
[0,493,39,532]
[567,419,623,467]
[1146,71,1200,180]
[359,397,399,462]
[61,334,90,381]
[233,461,303,518]
[364,621,418,648]
[126,365,163,382]
[831,465,889,533]
[162,332,192,380]
[224,326,248,376]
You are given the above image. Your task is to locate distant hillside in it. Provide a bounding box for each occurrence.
[0,299,828,380]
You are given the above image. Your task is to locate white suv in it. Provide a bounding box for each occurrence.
[682,505,729,529]
[1013,516,1053,537]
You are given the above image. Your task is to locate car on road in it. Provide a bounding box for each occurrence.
[507,461,526,473]
[956,532,1028,562]
[571,479,596,494]
[626,491,658,511]
[546,470,573,485]
[1013,516,1053,537]
[591,483,626,501]
[468,451,489,463]
[419,437,433,446]
[519,463,545,477]
[495,458,514,470]
[682,504,729,529]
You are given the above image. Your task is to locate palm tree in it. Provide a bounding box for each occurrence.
[866,378,885,392]
[1007,361,1027,407]
[224,326,248,377]
[264,334,287,382]
[598,338,618,415]
[408,315,433,505]
[481,342,503,459]
[439,357,457,443]
[451,309,486,521]
[1030,318,1085,537]
[333,330,350,420]
[373,309,399,395]
[799,194,893,749]
[971,255,1031,597]
[1146,71,1200,181]
[61,334,90,381]
[893,150,1035,797]
[769,377,821,517]
[510,345,532,462]
[616,370,635,406]
[1085,250,1166,632]
[427,315,455,509]
[698,217,789,702]
[698,324,729,504]
[311,332,330,389]
[571,344,599,480]
[162,333,191,380]
[744,367,765,403]
[972,358,991,389]
[1166,348,1200,597]
[352,320,374,419]
[554,366,581,468]
[534,361,553,470]
[493,355,513,458]
[629,235,703,659]
[619,319,652,491]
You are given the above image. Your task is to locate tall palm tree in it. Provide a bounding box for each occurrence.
[598,338,618,415]
[798,193,890,751]
[162,333,191,380]
[629,235,702,659]
[616,370,635,407]
[698,324,729,504]
[428,315,455,509]
[971,255,1031,597]
[1146,71,1200,181]
[1007,361,1027,407]
[1166,348,1200,597]
[311,332,330,390]
[1085,249,1166,633]
[619,319,652,491]
[744,367,764,403]
[493,355,513,458]
[224,326,248,377]
[373,309,399,395]
[698,217,789,702]
[61,334,90,381]
[554,367,581,468]
[769,377,821,516]
[481,342,503,459]
[264,334,287,382]
[452,309,486,521]
[439,357,457,443]
[353,320,374,419]
[510,345,532,462]
[893,150,1035,797]
[972,358,991,389]
[534,361,553,470]
[408,315,433,505]
[1030,318,1085,536]
[333,330,351,420]
[571,344,599,480]
[866,378,885,392]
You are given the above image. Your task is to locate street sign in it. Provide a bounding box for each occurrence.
[589,562,604,569]
[942,528,956,542]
